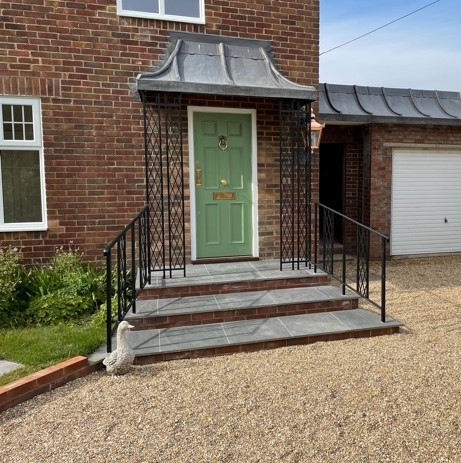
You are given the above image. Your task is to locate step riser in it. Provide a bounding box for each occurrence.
[133,326,400,364]
[130,298,359,330]
[139,275,330,300]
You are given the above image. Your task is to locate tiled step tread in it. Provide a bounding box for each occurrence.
[127,309,401,358]
[88,309,402,366]
[140,261,329,299]
[130,285,357,319]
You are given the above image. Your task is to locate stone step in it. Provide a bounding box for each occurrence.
[89,309,402,366]
[127,285,359,330]
[140,260,329,300]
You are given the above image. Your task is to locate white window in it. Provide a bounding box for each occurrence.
[0,97,47,231]
[117,0,205,24]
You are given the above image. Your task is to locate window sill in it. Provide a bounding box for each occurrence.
[0,224,47,233]
[117,11,205,24]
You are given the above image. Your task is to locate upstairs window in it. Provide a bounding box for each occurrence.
[0,98,46,231]
[117,0,205,24]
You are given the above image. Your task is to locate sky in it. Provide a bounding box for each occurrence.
[320,0,461,91]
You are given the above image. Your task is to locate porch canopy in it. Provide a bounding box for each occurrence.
[136,31,316,101]
[135,32,317,277]
[319,83,461,125]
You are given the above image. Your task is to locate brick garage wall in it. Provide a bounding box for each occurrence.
[370,124,461,239]
[0,0,319,264]
[320,123,461,257]
[320,125,367,223]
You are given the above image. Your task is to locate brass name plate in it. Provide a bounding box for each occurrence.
[213,192,235,200]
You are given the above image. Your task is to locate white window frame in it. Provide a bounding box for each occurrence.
[116,0,205,24]
[0,97,47,232]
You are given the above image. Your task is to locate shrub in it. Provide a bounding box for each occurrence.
[2,244,107,327]
[0,247,27,326]
[25,289,92,326]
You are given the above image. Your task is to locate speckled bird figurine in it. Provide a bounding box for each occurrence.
[103,321,135,377]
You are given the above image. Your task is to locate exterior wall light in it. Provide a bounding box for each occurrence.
[310,109,325,151]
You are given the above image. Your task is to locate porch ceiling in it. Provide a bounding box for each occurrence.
[136,32,316,102]
[320,83,461,126]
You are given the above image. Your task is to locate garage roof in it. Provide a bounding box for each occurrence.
[136,32,316,102]
[319,83,461,125]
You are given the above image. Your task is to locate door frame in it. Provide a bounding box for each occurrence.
[188,106,259,261]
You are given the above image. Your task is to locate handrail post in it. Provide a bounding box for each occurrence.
[342,213,346,295]
[131,222,136,315]
[147,207,152,285]
[104,247,112,353]
[314,203,318,273]
[381,237,387,323]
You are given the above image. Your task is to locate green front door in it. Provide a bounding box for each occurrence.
[194,112,253,259]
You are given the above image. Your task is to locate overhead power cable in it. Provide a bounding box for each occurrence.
[320,0,441,56]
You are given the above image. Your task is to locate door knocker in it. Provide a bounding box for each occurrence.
[218,135,228,150]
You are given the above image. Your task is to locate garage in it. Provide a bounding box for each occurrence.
[391,149,461,256]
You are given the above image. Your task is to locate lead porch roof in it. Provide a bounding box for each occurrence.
[319,83,461,126]
[136,32,316,102]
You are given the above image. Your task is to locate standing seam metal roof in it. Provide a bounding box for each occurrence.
[136,32,316,101]
[319,83,461,125]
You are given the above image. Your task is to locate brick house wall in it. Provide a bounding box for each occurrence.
[0,0,319,264]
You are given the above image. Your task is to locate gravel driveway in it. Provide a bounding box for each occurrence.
[2,256,461,463]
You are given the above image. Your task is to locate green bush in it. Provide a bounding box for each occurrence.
[0,247,26,327]
[25,289,93,325]
[1,244,107,328]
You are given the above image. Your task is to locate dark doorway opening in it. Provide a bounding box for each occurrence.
[319,143,344,243]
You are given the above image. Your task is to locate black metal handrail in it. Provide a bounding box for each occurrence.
[103,205,151,352]
[311,203,389,323]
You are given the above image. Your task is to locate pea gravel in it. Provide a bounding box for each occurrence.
[2,256,461,463]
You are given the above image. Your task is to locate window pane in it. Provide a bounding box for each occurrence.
[2,105,12,122]
[25,123,34,140]
[13,105,23,121]
[165,0,200,17]
[122,0,159,13]
[14,123,24,140]
[23,106,33,123]
[3,122,13,140]
[1,150,42,223]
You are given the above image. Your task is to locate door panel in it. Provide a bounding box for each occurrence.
[230,202,245,243]
[194,112,253,258]
[204,203,220,245]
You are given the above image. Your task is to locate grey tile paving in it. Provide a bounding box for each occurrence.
[88,309,403,364]
[332,309,401,329]
[223,318,291,344]
[145,259,326,289]
[157,295,218,315]
[127,299,158,317]
[279,312,349,337]
[125,330,161,354]
[210,270,261,282]
[158,324,227,352]
[129,286,358,318]
[316,286,356,299]
[215,290,275,310]
[269,287,326,304]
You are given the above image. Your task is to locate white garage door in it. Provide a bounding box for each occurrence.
[391,149,461,256]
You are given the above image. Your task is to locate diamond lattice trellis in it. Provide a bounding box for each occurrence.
[279,99,312,270]
[142,92,185,278]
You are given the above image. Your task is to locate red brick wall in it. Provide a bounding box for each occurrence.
[322,123,461,257]
[0,0,319,263]
[369,124,461,237]
[321,125,366,222]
